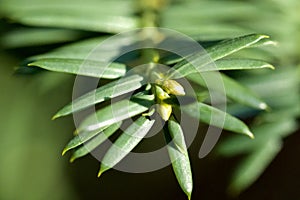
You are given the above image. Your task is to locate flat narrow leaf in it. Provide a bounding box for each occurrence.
[98,116,155,176]
[159,40,222,65]
[79,93,154,132]
[28,34,138,62]
[62,126,107,155]
[12,13,137,33]
[249,37,278,48]
[188,72,268,110]
[162,0,259,25]
[168,116,187,153]
[233,67,299,100]
[199,58,274,72]
[167,116,193,199]
[167,34,270,78]
[207,34,270,61]
[53,74,144,119]
[1,0,138,33]
[162,36,274,66]
[29,37,108,60]
[181,102,254,138]
[163,22,250,41]
[70,121,122,162]
[28,58,127,79]
[1,28,81,48]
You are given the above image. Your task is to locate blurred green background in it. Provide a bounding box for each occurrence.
[0,0,299,199]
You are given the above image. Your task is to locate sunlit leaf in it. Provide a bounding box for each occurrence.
[200,58,274,72]
[181,102,254,138]
[53,74,144,119]
[1,0,138,33]
[78,92,154,132]
[162,1,258,26]
[166,116,193,199]
[28,58,127,79]
[62,127,107,155]
[29,37,108,60]
[167,34,270,78]
[1,28,82,48]
[188,72,268,110]
[98,116,155,176]
[234,67,300,108]
[70,121,122,162]
[27,35,139,63]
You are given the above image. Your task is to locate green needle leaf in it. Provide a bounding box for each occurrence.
[70,121,122,162]
[1,0,138,33]
[78,93,154,132]
[29,36,108,60]
[98,116,155,177]
[53,74,144,119]
[1,28,81,48]
[182,102,254,138]
[168,116,188,154]
[166,116,193,199]
[200,58,275,72]
[62,126,108,155]
[28,58,127,79]
[207,34,269,61]
[167,34,270,78]
[188,72,268,110]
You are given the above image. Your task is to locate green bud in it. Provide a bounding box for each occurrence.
[157,103,172,121]
[155,85,170,100]
[154,86,172,121]
[162,80,185,96]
